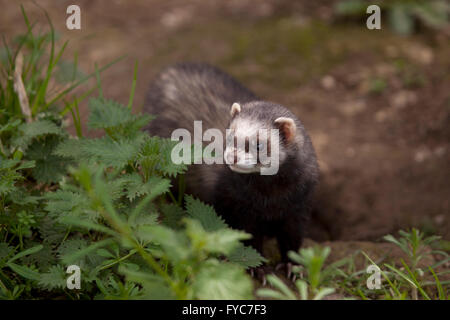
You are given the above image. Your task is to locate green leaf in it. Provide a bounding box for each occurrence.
[413,2,449,29]
[122,269,175,300]
[389,4,415,36]
[44,189,91,220]
[185,219,250,255]
[87,97,152,139]
[39,265,67,290]
[136,225,190,262]
[125,174,171,202]
[335,0,368,15]
[136,136,187,178]
[12,119,63,150]
[7,245,43,264]
[7,263,40,281]
[185,195,227,231]
[60,238,115,265]
[26,135,68,183]
[193,260,253,300]
[265,274,297,300]
[59,216,117,237]
[88,97,136,129]
[228,245,265,268]
[55,136,141,169]
[161,203,185,229]
[313,287,335,300]
[0,243,15,263]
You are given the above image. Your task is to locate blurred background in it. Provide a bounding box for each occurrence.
[1,0,449,241]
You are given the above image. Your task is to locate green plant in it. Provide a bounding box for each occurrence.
[1,4,448,301]
[0,6,264,300]
[380,228,449,300]
[355,228,448,300]
[257,246,341,300]
[335,0,450,35]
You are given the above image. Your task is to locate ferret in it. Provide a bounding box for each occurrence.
[144,62,319,261]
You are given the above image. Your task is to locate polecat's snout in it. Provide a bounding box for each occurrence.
[223,102,300,176]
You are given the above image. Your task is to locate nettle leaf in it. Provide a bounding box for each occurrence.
[161,203,185,229]
[55,136,141,169]
[185,195,227,231]
[184,219,250,256]
[136,136,187,178]
[38,216,68,244]
[137,225,190,262]
[0,167,22,196]
[0,159,20,170]
[228,244,266,268]
[12,119,63,150]
[57,238,89,265]
[130,212,159,229]
[88,97,136,129]
[44,189,90,219]
[26,135,68,183]
[87,97,153,138]
[0,118,21,135]
[123,269,175,300]
[52,138,82,159]
[8,188,39,205]
[125,175,171,202]
[22,244,56,271]
[60,238,113,267]
[193,259,253,300]
[38,265,67,290]
[0,158,35,196]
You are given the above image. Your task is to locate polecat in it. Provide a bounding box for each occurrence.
[144,62,319,261]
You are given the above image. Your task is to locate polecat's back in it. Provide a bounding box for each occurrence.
[144,62,257,138]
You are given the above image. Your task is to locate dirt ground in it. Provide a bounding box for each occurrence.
[1,0,449,246]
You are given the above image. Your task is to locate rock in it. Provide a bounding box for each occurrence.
[339,100,366,116]
[414,148,432,163]
[160,7,193,29]
[321,75,336,90]
[390,90,417,109]
[403,44,434,65]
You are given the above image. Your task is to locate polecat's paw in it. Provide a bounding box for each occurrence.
[249,266,274,286]
[275,262,298,282]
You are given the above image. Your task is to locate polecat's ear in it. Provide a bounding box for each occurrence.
[230,102,241,117]
[274,117,297,143]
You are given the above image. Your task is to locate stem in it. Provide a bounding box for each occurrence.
[168,191,177,204]
[177,174,185,205]
[61,227,72,243]
[0,278,10,297]
[98,250,136,271]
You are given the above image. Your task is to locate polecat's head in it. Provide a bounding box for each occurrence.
[224,101,303,175]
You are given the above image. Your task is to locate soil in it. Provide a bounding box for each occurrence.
[1,1,449,247]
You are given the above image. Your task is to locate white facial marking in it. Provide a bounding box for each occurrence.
[230,102,241,117]
[224,118,282,175]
